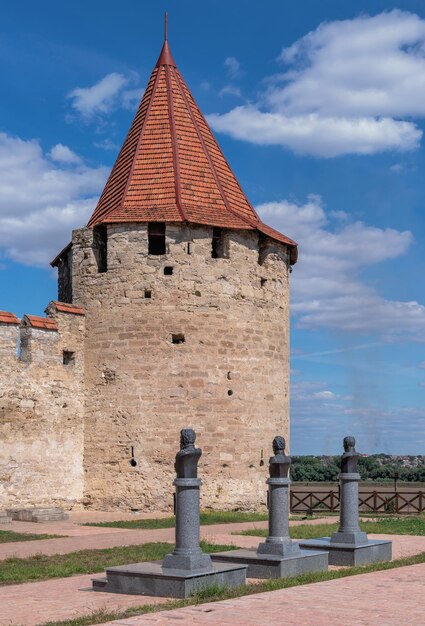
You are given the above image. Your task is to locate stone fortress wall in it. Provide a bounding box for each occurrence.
[0,303,85,509]
[64,222,291,511]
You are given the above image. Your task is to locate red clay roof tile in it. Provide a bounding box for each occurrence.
[51,302,85,316]
[87,39,297,263]
[23,315,58,331]
[0,311,20,325]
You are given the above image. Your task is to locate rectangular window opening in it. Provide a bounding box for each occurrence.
[93,225,108,273]
[187,242,192,255]
[212,227,229,259]
[171,333,185,344]
[261,277,267,287]
[164,266,173,275]
[63,350,75,365]
[258,233,267,266]
[148,222,166,255]
[18,329,30,362]
[144,290,152,299]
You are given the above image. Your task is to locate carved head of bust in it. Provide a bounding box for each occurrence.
[343,435,356,453]
[272,435,286,455]
[180,428,196,449]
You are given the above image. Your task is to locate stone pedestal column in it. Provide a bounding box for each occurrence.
[257,477,300,557]
[162,477,212,570]
[298,436,391,566]
[331,472,367,545]
[93,428,247,597]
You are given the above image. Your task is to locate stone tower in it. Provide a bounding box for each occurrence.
[52,35,298,510]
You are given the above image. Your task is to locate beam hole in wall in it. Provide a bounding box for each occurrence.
[129,458,138,467]
[148,222,166,255]
[63,350,75,365]
[227,389,233,396]
[144,290,152,299]
[261,277,267,287]
[171,333,185,345]
[164,266,173,275]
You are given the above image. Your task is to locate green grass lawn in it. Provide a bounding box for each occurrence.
[0,530,63,544]
[83,510,268,529]
[0,540,236,586]
[237,516,425,539]
[37,550,425,626]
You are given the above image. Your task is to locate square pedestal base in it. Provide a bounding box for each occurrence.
[210,547,328,579]
[92,560,246,599]
[298,537,392,566]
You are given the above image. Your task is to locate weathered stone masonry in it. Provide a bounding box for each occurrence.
[67,223,291,510]
[0,305,85,509]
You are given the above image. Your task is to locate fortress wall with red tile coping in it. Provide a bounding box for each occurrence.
[0,304,85,509]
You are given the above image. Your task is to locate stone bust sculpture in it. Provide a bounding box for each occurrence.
[174,428,202,478]
[340,435,359,473]
[269,435,291,478]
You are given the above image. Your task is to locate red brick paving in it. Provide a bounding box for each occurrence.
[1,514,424,626]
[98,563,425,626]
[0,574,168,626]
[0,533,424,626]
[0,514,338,561]
[0,523,260,561]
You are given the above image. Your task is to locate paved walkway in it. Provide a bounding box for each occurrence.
[1,534,424,626]
[98,563,425,626]
[0,522,263,560]
[0,573,168,626]
[0,515,338,560]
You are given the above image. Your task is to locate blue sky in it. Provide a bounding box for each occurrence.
[0,0,424,455]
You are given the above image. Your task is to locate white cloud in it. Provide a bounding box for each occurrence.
[314,390,336,399]
[209,10,425,156]
[68,73,129,120]
[275,10,425,118]
[0,133,108,266]
[257,195,425,339]
[292,374,425,453]
[219,85,242,99]
[208,108,419,157]
[224,57,241,78]
[121,88,144,111]
[94,138,120,151]
[49,143,82,164]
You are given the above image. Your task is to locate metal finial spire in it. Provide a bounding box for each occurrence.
[164,12,168,42]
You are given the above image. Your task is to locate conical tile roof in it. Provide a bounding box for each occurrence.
[87,39,297,263]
